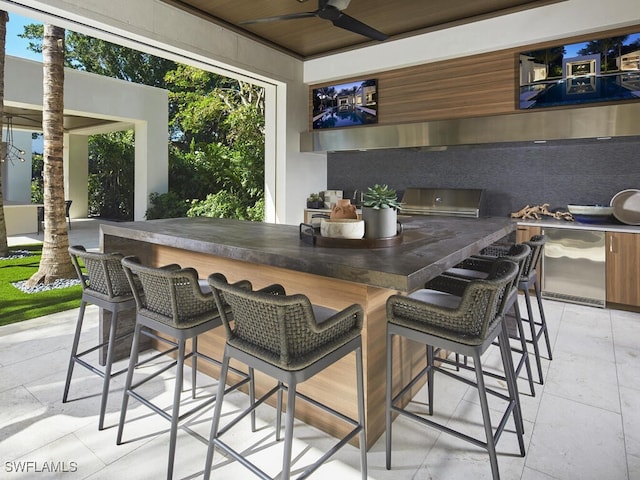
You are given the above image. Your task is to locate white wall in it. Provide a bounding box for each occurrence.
[64,134,88,218]
[1,129,32,204]
[3,55,168,220]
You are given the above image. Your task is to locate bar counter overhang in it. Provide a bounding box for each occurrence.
[101,215,515,448]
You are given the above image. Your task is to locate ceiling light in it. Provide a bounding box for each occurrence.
[1,115,26,164]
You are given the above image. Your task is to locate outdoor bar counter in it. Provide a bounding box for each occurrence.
[100,215,515,447]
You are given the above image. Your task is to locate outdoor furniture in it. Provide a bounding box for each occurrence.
[37,200,72,233]
[65,200,72,229]
[63,245,137,430]
[479,235,552,383]
[385,259,525,480]
[203,273,367,480]
[117,257,250,480]
[442,243,536,395]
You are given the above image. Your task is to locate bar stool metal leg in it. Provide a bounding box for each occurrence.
[167,340,186,480]
[498,323,526,456]
[472,349,500,479]
[512,302,536,397]
[282,383,297,480]
[524,288,544,384]
[355,346,367,480]
[62,301,87,404]
[534,278,553,360]
[98,309,121,430]
[116,323,142,446]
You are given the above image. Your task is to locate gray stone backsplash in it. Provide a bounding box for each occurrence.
[327,136,640,217]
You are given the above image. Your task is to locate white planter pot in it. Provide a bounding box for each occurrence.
[362,207,398,239]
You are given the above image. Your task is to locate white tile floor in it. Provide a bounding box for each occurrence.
[1,298,639,479]
[2,221,639,479]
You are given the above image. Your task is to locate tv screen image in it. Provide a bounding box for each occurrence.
[518,32,640,109]
[312,79,378,129]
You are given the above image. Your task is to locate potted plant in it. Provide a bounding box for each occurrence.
[306,192,324,209]
[362,184,402,238]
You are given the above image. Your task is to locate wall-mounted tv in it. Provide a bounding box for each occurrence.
[518,32,640,109]
[312,79,378,129]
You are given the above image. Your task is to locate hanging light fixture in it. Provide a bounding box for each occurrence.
[2,115,26,164]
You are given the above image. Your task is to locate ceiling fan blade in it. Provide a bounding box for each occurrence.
[240,11,317,26]
[331,12,388,41]
[240,0,386,42]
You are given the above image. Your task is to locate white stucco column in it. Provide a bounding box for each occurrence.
[63,133,89,218]
[133,119,168,221]
[2,129,33,204]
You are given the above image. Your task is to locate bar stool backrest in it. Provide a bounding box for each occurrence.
[208,274,363,369]
[69,245,132,300]
[120,256,216,327]
[522,235,547,277]
[497,243,531,312]
[389,259,518,340]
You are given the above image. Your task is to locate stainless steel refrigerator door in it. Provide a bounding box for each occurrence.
[542,228,606,307]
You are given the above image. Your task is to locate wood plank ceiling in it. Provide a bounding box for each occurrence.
[162,0,562,59]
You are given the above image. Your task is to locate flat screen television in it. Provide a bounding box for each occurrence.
[518,32,640,109]
[312,79,378,129]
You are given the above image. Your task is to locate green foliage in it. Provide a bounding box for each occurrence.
[30,153,44,203]
[88,131,135,220]
[0,245,82,326]
[146,192,189,220]
[23,24,266,222]
[30,180,43,204]
[20,24,176,87]
[363,184,403,210]
[186,190,264,221]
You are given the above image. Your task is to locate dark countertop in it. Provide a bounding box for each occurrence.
[101,216,515,292]
[516,218,640,233]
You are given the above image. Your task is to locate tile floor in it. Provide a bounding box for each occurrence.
[1,221,639,479]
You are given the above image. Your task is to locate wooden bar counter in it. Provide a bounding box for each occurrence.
[101,215,514,448]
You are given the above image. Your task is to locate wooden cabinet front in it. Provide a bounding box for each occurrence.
[606,231,640,307]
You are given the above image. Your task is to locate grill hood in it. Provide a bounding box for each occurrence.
[300,103,640,152]
[401,188,483,218]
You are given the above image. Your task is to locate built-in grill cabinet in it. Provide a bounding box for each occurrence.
[401,188,483,218]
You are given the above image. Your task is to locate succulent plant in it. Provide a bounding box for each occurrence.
[363,184,402,210]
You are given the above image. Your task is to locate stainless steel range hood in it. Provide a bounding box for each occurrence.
[300,103,640,152]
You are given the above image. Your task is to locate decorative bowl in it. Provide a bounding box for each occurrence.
[566,204,614,223]
[320,219,365,239]
[566,204,614,216]
[610,189,640,225]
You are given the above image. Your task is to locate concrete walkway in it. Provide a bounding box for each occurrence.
[7,218,121,251]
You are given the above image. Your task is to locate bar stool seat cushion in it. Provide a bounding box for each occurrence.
[408,289,462,309]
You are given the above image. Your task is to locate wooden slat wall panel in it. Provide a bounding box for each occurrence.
[309,24,640,129]
[309,50,518,128]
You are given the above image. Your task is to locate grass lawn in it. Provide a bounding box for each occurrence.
[0,245,82,327]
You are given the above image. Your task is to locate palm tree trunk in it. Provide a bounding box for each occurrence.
[26,24,75,285]
[0,11,9,258]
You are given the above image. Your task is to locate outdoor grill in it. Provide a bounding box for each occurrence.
[400,188,483,218]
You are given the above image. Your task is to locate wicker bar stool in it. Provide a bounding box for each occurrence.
[64,245,137,431]
[442,243,536,396]
[204,274,367,480]
[117,257,250,480]
[480,235,551,383]
[385,259,525,480]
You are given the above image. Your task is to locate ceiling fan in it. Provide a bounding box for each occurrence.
[239,0,388,41]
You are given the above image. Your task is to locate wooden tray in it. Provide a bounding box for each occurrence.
[299,223,403,248]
